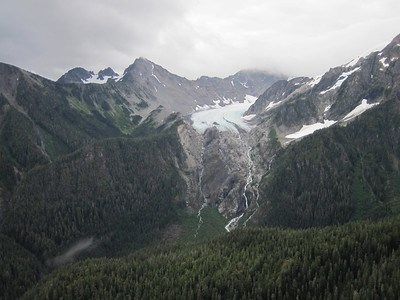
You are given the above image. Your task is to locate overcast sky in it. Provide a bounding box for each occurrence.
[1,0,399,80]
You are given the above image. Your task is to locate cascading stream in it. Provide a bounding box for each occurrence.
[243,147,253,209]
[194,147,207,238]
[243,147,261,227]
[225,139,260,231]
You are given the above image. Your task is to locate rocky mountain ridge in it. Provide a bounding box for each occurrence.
[58,57,286,122]
[57,67,120,84]
[181,33,400,231]
[247,33,400,141]
[1,32,400,299]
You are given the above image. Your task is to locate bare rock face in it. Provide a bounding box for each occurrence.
[176,122,203,209]
[58,57,285,124]
[202,128,250,217]
[177,122,256,218]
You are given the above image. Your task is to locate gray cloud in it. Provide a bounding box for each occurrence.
[1,0,399,80]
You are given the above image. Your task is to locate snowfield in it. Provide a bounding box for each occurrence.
[286,119,336,139]
[191,95,257,134]
[319,67,360,95]
[342,99,379,122]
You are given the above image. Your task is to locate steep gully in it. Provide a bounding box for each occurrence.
[194,147,207,238]
[224,140,260,232]
[193,130,261,237]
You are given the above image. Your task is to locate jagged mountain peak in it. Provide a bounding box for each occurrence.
[247,33,400,144]
[54,57,285,123]
[119,57,176,84]
[97,67,119,80]
[57,66,119,84]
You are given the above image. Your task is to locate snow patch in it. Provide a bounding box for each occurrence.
[308,75,322,87]
[345,57,361,68]
[286,119,336,139]
[342,99,379,122]
[152,74,161,83]
[245,94,257,103]
[231,80,234,87]
[195,104,211,111]
[319,67,360,95]
[240,81,249,88]
[241,114,256,121]
[82,74,119,84]
[213,100,222,108]
[345,41,388,67]
[324,105,331,113]
[265,100,283,111]
[222,97,231,105]
[379,57,389,68]
[151,64,162,85]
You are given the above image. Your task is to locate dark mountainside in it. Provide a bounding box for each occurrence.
[0,59,284,298]
[1,34,400,299]
[256,97,400,228]
[242,34,400,229]
[22,219,400,299]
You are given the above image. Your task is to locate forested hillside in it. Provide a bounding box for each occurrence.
[1,36,400,299]
[0,234,43,300]
[22,219,400,299]
[257,97,400,228]
[0,129,189,299]
[2,131,186,261]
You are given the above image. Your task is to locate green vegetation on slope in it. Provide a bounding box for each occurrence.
[22,219,400,299]
[2,132,186,260]
[0,234,43,300]
[258,97,400,228]
[177,206,228,243]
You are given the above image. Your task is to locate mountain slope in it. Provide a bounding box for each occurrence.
[0,63,131,196]
[22,219,400,299]
[246,33,400,142]
[1,33,400,299]
[2,131,186,260]
[0,234,43,300]
[241,34,400,228]
[253,97,400,228]
[59,58,285,122]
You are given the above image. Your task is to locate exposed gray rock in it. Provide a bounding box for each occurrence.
[58,67,120,84]
[97,67,119,80]
[246,33,400,149]
[57,67,95,84]
[57,57,285,124]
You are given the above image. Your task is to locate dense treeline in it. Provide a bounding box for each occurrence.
[0,234,43,300]
[1,64,191,298]
[2,132,186,260]
[0,94,48,192]
[258,97,400,228]
[22,219,400,299]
